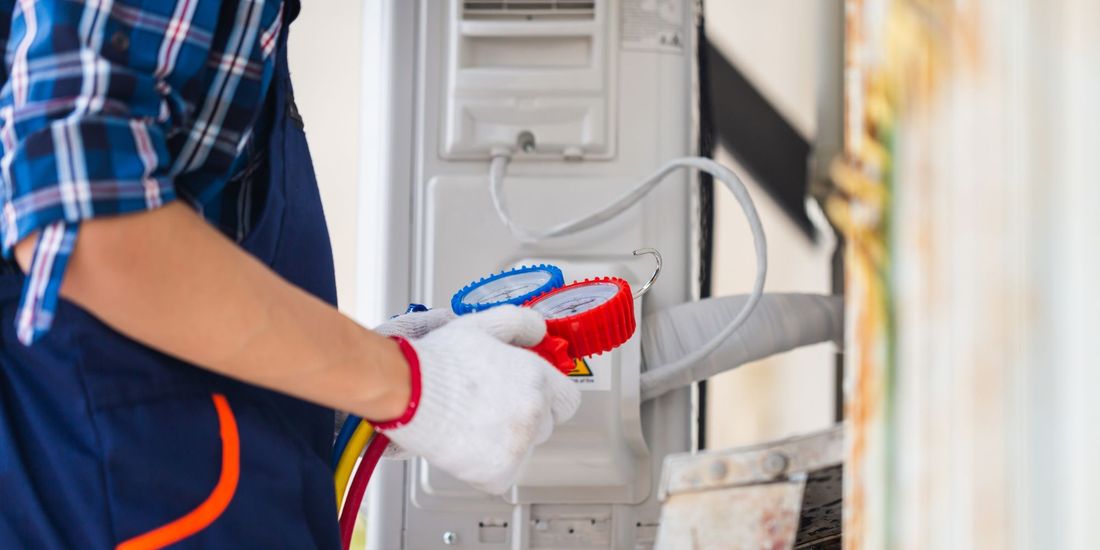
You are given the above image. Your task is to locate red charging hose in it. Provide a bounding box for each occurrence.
[338,433,389,549]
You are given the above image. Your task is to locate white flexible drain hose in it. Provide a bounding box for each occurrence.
[639,293,844,401]
[489,153,769,393]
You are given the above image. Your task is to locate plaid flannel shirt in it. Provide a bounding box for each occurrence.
[0,0,286,344]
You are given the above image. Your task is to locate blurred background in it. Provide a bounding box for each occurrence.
[288,1,1099,548]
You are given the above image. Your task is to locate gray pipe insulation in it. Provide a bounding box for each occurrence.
[639,293,844,402]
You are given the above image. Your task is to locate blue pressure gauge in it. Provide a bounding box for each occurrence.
[451,264,564,315]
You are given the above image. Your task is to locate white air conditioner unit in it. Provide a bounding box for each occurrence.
[358,1,698,548]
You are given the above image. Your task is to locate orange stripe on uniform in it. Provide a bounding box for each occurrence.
[117,393,241,550]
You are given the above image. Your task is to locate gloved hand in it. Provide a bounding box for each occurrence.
[372,307,456,340]
[371,305,581,494]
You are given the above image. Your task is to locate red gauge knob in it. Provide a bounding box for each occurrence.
[528,335,574,375]
[524,277,635,359]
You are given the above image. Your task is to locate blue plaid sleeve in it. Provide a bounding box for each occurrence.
[0,0,282,344]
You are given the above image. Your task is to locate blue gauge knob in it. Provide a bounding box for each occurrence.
[451,264,564,315]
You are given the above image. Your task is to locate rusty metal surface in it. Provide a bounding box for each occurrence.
[660,424,843,499]
[831,1,894,547]
[654,426,844,549]
[655,477,806,550]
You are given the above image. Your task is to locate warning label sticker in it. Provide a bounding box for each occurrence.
[567,358,593,377]
[567,357,611,391]
[621,0,686,53]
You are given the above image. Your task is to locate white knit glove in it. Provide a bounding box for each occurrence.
[372,305,581,494]
[373,307,456,339]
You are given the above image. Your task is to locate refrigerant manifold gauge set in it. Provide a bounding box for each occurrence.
[450,262,647,371]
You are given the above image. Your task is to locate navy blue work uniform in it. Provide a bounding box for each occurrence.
[0,4,341,547]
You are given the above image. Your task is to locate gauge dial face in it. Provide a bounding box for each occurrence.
[460,271,555,306]
[528,282,621,319]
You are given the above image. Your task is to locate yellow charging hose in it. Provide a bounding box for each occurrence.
[334,421,374,509]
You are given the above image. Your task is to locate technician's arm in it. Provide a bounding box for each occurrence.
[15,202,411,421]
[16,202,582,493]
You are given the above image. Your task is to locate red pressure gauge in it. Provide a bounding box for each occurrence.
[524,277,636,359]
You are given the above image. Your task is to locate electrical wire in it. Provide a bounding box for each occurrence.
[332,415,362,469]
[489,153,768,394]
[339,433,389,550]
[333,420,374,510]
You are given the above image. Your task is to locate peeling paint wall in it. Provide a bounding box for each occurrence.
[836,1,1100,548]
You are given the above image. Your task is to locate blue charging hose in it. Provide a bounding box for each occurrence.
[331,415,362,469]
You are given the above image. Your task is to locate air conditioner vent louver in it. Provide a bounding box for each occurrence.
[463,0,596,21]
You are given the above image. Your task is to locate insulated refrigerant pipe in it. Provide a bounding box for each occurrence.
[489,154,843,406]
[639,293,844,401]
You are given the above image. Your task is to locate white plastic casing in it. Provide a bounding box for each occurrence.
[359,1,696,548]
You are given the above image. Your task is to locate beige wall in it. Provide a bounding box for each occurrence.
[705,0,838,448]
[288,1,363,313]
[705,0,818,137]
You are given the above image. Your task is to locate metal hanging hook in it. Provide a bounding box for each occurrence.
[632,248,663,299]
